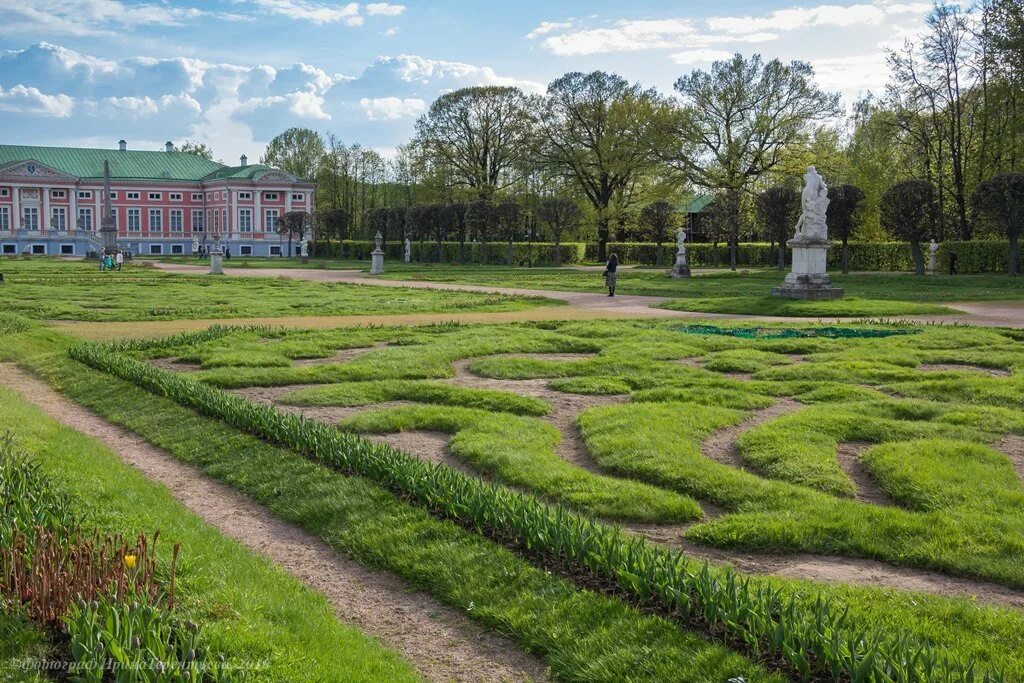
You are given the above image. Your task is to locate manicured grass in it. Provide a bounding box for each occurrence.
[0,386,419,682]
[11,339,775,682]
[655,295,956,316]
[0,258,557,321]
[0,612,50,682]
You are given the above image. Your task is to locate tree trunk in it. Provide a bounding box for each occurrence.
[597,216,609,262]
[481,240,488,264]
[507,238,514,266]
[459,237,465,264]
[554,239,562,268]
[656,242,663,267]
[1010,234,1019,277]
[841,239,849,274]
[436,236,443,263]
[777,241,785,272]
[911,240,925,275]
[339,239,344,261]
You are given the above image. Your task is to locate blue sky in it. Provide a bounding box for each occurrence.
[0,0,935,164]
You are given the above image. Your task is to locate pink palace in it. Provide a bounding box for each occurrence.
[0,141,315,257]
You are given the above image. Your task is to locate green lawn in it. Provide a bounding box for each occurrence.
[0,258,558,321]
[0,386,418,682]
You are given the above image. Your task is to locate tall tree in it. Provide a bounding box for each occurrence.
[754,188,800,271]
[262,128,325,180]
[465,199,494,263]
[494,200,522,265]
[881,179,936,274]
[179,140,214,160]
[535,71,662,262]
[318,208,350,259]
[658,53,840,270]
[414,87,533,199]
[536,197,581,266]
[973,172,1024,275]
[278,211,311,258]
[827,184,866,273]
[638,200,677,266]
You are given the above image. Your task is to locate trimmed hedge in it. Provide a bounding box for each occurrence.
[938,241,1024,274]
[312,240,587,265]
[70,340,1005,683]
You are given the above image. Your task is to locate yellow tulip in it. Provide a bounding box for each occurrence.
[124,554,137,569]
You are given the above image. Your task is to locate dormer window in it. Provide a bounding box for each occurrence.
[51,190,66,199]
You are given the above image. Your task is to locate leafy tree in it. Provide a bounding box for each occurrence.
[755,188,800,271]
[414,87,533,198]
[179,140,214,161]
[363,207,389,253]
[881,180,936,274]
[447,202,468,263]
[658,53,841,270]
[387,206,407,243]
[827,184,866,273]
[434,203,456,263]
[535,71,661,262]
[638,200,677,266]
[262,128,325,180]
[318,208,351,259]
[973,172,1024,275]
[465,199,494,263]
[278,211,312,258]
[405,205,434,262]
[536,197,581,266]
[494,200,522,265]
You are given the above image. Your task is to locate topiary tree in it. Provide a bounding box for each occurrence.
[537,197,581,266]
[638,200,677,266]
[318,208,350,259]
[278,211,312,258]
[826,184,866,274]
[754,188,799,271]
[494,200,522,266]
[387,206,407,243]
[435,203,458,263]
[405,205,431,263]
[972,173,1024,276]
[465,199,494,263]
[448,202,468,263]
[881,179,935,275]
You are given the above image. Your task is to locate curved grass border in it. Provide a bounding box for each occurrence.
[70,340,1005,683]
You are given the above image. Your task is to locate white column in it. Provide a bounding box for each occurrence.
[70,186,78,231]
[41,187,49,232]
[95,191,101,232]
[12,188,20,230]
[228,188,235,238]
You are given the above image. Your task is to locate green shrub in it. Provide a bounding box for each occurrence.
[311,240,587,265]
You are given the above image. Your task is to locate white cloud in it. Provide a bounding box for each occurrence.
[359,96,426,120]
[364,54,545,93]
[541,19,696,55]
[670,49,733,65]
[0,0,246,37]
[0,85,74,117]
[527,21,573,39]
[381,27,398,36]
[249,0,362,25]
[365,3,405,16]
[811,53,892,95]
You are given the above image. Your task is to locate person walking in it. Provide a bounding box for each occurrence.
[115,250,124,271]
[103,253,114,271]
[603,253,619,297]
[97,251,105,271]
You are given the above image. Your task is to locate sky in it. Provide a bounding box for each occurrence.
[0,0,937,166]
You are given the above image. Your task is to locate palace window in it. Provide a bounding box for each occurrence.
[149,244,163,255]
[149,192,162,201]
[0,207,9,230]
[2,244,15,254]
[222,209,227,230]
[192,193,203,201]
[292,193,303,202]
[212,209,219,231]
[191,209,204,232]
[171,244,184,254]
[51,190,66,199]
[264,192,278,201]
[264,209,279,231]
[78,191,92,199]
[238,192,252,200]
[0,189,9,197]
[170,193,182,201]
[60,244,74,255]
[269,245,281,256]
[23,207,39,230]
[148,209,163,231]
[240,245,253,256]
[127,192,140,200]
[109,192,117,200]
[51,207,67,230]
[78,207,92,231]
[127,208,141,232]
[170,209,183,232]
[238,208,252,232]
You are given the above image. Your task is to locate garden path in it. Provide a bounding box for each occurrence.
[0,364,550,683]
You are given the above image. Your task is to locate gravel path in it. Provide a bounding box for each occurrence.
[0,364,549,683]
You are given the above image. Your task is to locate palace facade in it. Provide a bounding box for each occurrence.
[0,141,315,257]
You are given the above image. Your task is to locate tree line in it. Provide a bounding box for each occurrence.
[228,1,1022,272]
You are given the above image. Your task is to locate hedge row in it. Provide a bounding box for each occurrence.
[312,240,588,265]
[589,242,921,271]
[70,340,1003,683]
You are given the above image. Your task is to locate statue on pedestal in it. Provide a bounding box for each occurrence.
[671,228,691,278]
[404,237,411,263]
[370,231,385,275]
[793,166,829,242]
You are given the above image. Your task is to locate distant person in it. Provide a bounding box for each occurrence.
[98,251,105,271]
[603,253,619,297]
[225,245,231,260]
[103,253,114,271]
[115,251,124,271]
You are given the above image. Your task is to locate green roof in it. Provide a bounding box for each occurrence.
[201,164,277,181]
[680,194,714,214]
[0,144,227,181]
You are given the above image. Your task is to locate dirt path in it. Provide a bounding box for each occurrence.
[835,441,897,506]
[0,364,549,683]
[701,398,804,469]
[147,261,1024,330]
[997,435,1024,483]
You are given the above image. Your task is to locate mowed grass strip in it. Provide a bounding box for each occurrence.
[14,342,773,682]
[0,386,418,683]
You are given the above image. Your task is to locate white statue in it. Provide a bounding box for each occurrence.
[299,236,309,258]
[794,166,829,241]
[676,228,687,262]
[928,239,938,274]
[404,237,411,263]
[192,236,200,254]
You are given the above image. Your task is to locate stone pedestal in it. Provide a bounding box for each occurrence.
[771,238,843,299]
[671,252,691,278]
[370,248,384,275]
[209,253,223,275]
